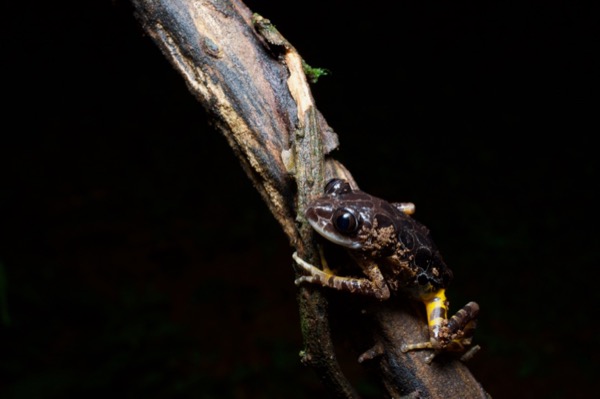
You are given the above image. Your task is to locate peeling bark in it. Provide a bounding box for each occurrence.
[129,1,490,398]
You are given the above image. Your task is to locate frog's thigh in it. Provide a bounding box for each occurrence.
[293,252,390,300]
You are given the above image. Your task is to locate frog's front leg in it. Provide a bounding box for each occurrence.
[293,252,390,300]
[392,201,416,215]
[401,289,479,363]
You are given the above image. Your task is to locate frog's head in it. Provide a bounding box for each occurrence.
[305,179,377,250]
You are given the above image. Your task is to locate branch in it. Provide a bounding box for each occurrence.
[128,1,490,398]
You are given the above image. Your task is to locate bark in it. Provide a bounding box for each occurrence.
[128,1,490,398]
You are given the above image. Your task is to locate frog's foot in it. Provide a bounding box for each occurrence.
[292,252,390,300]
[402,301,480,363]
[293,251,332,286]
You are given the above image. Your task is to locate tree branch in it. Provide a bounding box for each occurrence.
[129,1,489,398]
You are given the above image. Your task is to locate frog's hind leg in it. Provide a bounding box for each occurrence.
[401,289,480,363]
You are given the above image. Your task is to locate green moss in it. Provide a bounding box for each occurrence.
[302,60,330,83]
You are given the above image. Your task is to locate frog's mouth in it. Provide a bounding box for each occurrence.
[308,218,363,249]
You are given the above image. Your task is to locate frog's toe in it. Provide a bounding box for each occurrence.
[294,275,319,286]
[459,345,481,362]
[401,341,433,353]
[423,352,437,364]
[292,252,317,272]
[358,342,384,363]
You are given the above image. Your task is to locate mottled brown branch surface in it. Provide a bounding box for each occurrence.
[129,1,489,398]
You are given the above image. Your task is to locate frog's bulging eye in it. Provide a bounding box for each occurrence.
[325,179,352,196]
[333,208,360,235]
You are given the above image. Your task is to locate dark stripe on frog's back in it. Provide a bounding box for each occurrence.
[372,194,453,291]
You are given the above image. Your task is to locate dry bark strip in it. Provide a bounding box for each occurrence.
[129,1,490,398]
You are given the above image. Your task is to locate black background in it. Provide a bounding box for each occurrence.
[1,1,597,398]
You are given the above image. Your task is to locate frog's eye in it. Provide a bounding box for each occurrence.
[325,179,352,196]
[332,208,360,234]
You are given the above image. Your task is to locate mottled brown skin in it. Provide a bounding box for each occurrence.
[293,179,479,362]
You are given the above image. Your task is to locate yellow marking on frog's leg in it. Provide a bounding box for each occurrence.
[424,289,450,344]
[401,290,480,363]
[317,246,334,274]
[292,252,390,300]
[401,289,448,358]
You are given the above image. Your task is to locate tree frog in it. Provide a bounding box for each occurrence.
[293,178,480,363]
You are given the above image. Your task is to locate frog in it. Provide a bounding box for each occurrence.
[293,178,480,363]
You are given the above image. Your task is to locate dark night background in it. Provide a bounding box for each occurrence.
[1,1,597,398]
